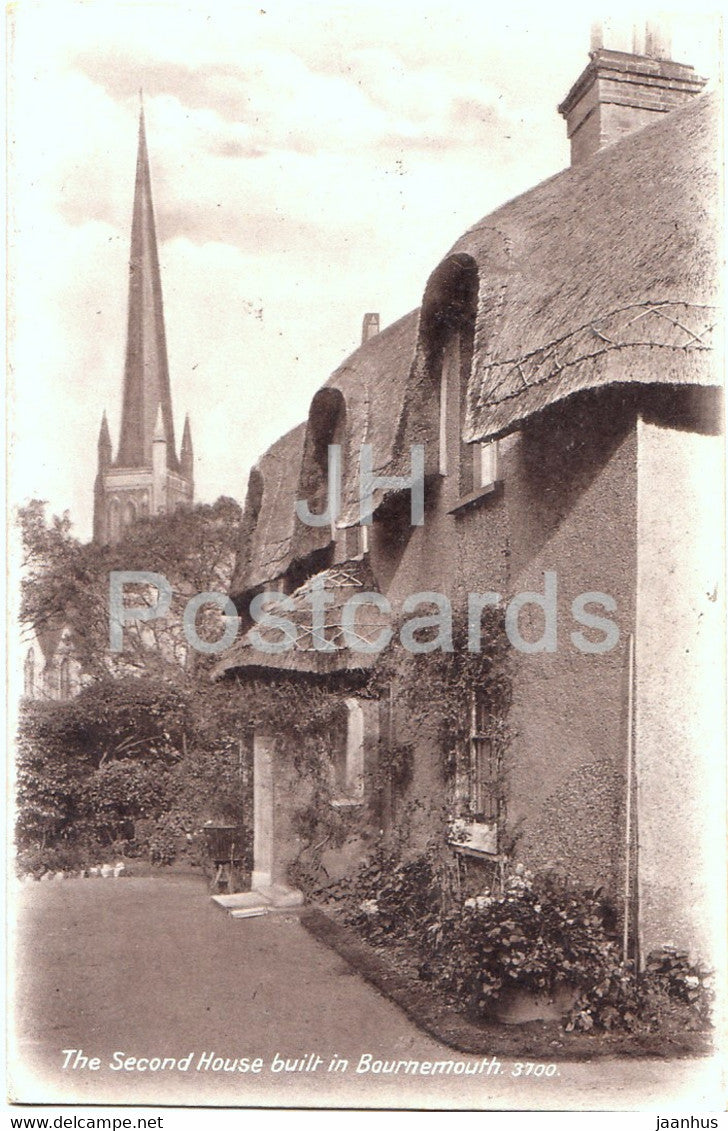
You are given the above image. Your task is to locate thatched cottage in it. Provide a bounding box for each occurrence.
[215,38,723,965]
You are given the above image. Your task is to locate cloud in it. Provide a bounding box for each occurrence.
[73,52,256,122]
[203,137,267,161]
[72,38,515,165]
[156,205,337,258]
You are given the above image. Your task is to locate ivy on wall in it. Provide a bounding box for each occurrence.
[259,605,514,885]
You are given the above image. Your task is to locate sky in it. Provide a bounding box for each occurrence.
[8,2,722,542]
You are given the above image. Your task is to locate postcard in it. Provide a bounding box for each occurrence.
[7,1,726,1115]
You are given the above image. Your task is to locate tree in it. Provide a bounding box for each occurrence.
[18,497,243,682]
[16,497,255,866]
[15,699,96,848]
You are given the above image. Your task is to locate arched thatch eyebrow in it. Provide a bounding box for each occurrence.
[443,92,721,444]
[420,254,479,356]
[306,387,347,468]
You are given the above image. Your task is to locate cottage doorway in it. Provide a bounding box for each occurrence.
[244,733,303,910]
[251,734,273,890]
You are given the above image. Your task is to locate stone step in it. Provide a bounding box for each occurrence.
[211,884,303,918]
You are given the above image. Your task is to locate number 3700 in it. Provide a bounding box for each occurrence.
[511,1062,558,1077]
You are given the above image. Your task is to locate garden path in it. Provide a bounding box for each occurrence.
[9,876,722,1110]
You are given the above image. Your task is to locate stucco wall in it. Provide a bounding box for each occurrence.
[504,400,638,895]
[374,392,639,899]
[634,416,725,965]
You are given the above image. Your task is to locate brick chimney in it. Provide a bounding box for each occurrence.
[558,21,707,165]
[362,312,380,344]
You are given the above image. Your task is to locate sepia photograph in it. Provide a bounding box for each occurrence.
[6,0,726,1114]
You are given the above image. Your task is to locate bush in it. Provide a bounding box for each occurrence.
[16,842,90,876]
[147,815,182,866]
[643,945,713,1026]
[326,852,713,1034]
[83,761,170,845]
[430,869,622,1017]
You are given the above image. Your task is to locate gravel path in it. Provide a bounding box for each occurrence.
[9,876,723,1110]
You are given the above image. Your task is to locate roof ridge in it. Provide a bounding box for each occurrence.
[460,89,719,245]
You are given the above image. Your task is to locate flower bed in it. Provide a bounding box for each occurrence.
[317,849,713,1037]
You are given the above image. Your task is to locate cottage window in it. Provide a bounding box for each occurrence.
[469,692,498,822]
[475,440,499,491]
[451,691,500,856]
[431,258,501,509]
[331,698,365,806]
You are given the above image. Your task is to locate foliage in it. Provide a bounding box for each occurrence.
[15,676,253,868]
[344,845,456,938]
[370,740,414,794]
[435,870,621,1015]
[643,946,713,1024]
[564,946,713,1035]
[322,852,713,1034]
[18,497,242,680]
[283,609,513,894]
[83,761,170,845]
[16,497,256,869]
[15,699,97,848]
[16,842,91,877]
[70,676,190,767]
[371,608,512,782]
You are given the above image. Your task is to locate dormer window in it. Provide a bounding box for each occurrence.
[297,387,347,539]
[425,254,501,511]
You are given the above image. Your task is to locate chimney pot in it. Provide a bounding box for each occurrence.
[558,27,707,165]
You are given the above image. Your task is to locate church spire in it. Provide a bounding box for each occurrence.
[97,411,112,469]
[92,106,193,544]
[180,413,194,479]
[115,105,178,470]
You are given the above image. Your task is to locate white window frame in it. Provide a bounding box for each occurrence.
[475,440,499,490]
[450,691,500,856]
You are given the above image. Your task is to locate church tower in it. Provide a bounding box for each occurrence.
[93,103,194,545]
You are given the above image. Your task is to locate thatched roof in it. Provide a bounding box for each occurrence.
[230,422,306,593]
[216,559,390,677]
[231,312,418,600]
[322,311,419,524]
[231,90,720,597]
[446,90,721,440]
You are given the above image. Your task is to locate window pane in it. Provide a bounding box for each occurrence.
[478,441,498,488]
[471,720,497,822]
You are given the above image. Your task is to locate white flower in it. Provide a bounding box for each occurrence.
[360,899,379,916]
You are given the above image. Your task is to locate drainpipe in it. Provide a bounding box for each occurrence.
[623,632,635,963]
